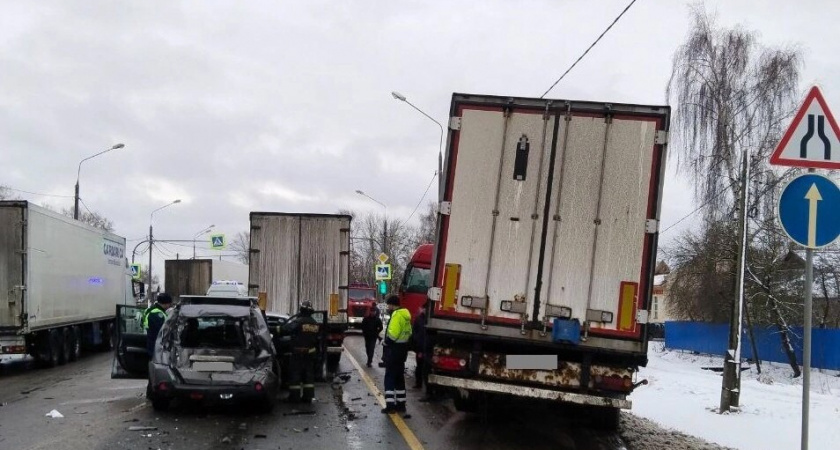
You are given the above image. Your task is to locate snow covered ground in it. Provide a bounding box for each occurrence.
[632,341,840,450]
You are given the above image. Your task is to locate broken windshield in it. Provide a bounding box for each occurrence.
[178,316,246,349]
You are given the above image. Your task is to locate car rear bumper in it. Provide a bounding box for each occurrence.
[149,364,277,405]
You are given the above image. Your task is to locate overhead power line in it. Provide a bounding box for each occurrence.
[400,171,437,227]
[3,186,74,198]
[540,0,639,98]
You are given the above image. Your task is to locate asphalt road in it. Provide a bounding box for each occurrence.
[0,335,630,450]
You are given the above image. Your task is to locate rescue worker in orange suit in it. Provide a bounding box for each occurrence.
[382,295,412,415]
[283,301,320,403]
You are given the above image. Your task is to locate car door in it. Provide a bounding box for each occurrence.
[111,304,150,379]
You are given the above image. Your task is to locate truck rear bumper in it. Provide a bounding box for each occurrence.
[429,374,631,409]
[0,336,26,355]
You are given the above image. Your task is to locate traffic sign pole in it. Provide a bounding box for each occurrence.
[801,168,816,450]
[803,241,813,450]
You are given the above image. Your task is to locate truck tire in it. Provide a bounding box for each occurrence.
[453,391,482,413]
[588,406,621,431]
[314,356,327,382]
[69,326,82,362]
[47,330,61,368]
[61,328,73,364]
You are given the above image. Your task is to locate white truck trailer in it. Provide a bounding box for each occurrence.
[0,201,137,367]
[248,212,351,374]
[425,93,670,429]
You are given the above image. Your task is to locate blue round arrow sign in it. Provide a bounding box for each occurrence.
[778,173,840,249]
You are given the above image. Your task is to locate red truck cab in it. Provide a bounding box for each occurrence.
[399,244,433,319]
[347,284,376,329]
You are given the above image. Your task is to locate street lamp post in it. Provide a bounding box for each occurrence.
[391,91,445,195]
[148,199,181,302]
[193,224,216,259]
[74,143,125,220]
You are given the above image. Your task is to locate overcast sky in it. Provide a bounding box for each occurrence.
[1,0,838,281]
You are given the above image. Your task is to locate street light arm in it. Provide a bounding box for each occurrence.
[150,199,182,223]
[76,144,125,183]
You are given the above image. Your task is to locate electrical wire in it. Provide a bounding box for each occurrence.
[660,181,736,235]
[3,186,75,198]
[540,0,639,98]
[400,171,437,227]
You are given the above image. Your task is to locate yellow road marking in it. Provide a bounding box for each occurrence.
[343,346,425,450]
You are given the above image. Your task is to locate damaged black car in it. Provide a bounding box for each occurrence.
[111,296,280,412]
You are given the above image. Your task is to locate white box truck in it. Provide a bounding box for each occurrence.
[248,212,351,375]
[0,201,138,367]
[164,258,249,300]
[424,93,669,428]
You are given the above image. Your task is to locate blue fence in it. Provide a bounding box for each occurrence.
[664,321,840,371]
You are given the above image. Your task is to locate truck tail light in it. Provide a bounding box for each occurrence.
[593,375,633,393]
[157,382,171,392]
[431,355,467,372]
[254,382,264,392]
[327,333,343,342]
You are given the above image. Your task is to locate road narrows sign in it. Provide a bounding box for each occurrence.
[770,86,840,169]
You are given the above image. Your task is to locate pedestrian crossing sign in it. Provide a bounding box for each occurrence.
[130,263,142,280]
[210,234,226,249]
[375,264,392,281]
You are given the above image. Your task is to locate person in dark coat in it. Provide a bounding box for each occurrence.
[361,303,383,367]
[143,293,173,357]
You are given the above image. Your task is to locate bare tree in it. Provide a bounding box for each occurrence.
[0,185,17,200]
[60,207,114,232]
[668,6,802,222]
[229,231,251,265]
[667,7,803,407]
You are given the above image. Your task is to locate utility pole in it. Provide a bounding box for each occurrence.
[720,148,751,412]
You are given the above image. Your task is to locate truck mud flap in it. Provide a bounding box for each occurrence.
[428,374,630,409]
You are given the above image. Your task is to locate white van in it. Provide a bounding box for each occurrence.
[206,280,248,297]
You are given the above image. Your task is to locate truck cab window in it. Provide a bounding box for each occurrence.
[402,265,431,294]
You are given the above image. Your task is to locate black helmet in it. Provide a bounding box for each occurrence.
[385,295,400,306]
[157,292,173,305]
[300,301,314,314]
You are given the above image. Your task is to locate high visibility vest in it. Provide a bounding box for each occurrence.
[142,306,165,330]
[386,308,412,344]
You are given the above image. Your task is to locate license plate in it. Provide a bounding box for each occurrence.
[506,355,557,370]
[192,361,234,372]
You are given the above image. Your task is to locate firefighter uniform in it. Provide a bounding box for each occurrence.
[284,303,320,403]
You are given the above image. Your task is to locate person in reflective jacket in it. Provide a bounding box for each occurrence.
[283,301,320,403]
[381,295,412,415]
[143,293,173,356]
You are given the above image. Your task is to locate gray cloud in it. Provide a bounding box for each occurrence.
[2,0,838,279]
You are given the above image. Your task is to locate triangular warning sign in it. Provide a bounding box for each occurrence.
[770,86,840,169]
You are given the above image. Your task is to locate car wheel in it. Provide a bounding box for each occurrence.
[151,397,170,411]
[256,397,275,414]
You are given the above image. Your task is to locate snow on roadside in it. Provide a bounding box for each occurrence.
[631,342,840,450]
